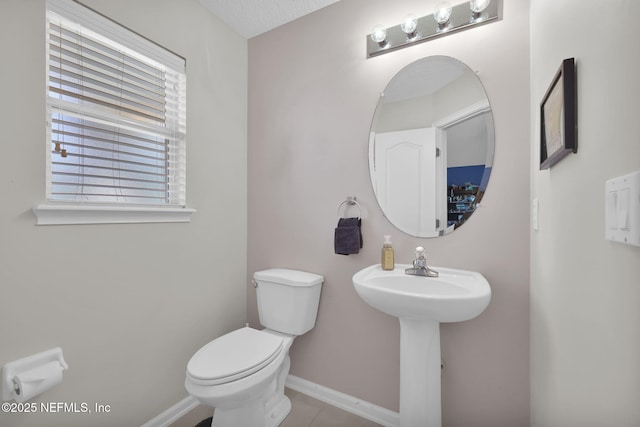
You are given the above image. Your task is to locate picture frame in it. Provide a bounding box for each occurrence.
[540,57,577,170]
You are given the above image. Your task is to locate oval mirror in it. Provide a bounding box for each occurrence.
[369,56,495,238]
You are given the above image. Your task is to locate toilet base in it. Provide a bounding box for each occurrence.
[208,389,291,427]
[265,394,291,427]
[210,398,263,427]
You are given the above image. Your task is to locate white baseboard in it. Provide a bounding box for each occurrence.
[285,375,399,427]
[143,376,399,427]
[141,395,200,427]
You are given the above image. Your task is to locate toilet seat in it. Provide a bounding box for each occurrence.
[187,327,284,386]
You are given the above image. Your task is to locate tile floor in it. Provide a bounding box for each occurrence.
[169,388,382,427]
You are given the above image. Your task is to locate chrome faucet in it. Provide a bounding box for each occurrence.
[405,246,439,277]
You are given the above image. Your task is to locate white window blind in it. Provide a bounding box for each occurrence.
[46,0,187,207]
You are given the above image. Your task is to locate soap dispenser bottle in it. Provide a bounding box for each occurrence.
[381,235,394,270]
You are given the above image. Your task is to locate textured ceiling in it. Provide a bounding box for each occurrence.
[199,0,342,39]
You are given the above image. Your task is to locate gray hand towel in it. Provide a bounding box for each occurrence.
[334,217,362,255]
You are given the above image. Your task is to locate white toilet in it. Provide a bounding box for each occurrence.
[185,268,323,427]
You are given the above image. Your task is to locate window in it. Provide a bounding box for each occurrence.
[36,0,192,224]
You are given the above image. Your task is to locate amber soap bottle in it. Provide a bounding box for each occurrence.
[381,235,394,270]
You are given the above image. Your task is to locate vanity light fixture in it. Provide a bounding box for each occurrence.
[366,0,501,58]
[470,0,491,14]
[434,2,453,27]
[400,14,418,38]
[370,24,387,46]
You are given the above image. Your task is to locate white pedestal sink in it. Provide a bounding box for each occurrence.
[353,264,491,427]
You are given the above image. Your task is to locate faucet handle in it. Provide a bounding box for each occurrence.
[413,246,427,268]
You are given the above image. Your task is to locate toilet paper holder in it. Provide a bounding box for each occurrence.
[2,347,68,402]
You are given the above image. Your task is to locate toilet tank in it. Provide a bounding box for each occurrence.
[253,269,323,336]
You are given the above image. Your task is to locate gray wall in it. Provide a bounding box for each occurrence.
[0,1,247,426]
[530,1,640,425]
[248,0,531,425]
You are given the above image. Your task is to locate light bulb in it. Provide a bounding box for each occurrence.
[434,2,453,25]
[370,24,387,44]
[470,0,491,14]
[400,14,418,36]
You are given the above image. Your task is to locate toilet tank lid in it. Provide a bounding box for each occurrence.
[254,269,324,287]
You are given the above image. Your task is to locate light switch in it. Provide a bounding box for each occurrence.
[605,171,640,247]
[617,188,630,230]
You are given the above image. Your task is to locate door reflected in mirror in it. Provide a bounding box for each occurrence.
[369,56,494,238]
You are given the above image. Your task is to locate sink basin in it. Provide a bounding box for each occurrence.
[352,264,491,322]
[353,264,491,427]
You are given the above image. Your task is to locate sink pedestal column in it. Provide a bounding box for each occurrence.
[399,318,441,427]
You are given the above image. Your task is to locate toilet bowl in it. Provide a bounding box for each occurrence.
[184,269,323,427]
[186,327,294,427]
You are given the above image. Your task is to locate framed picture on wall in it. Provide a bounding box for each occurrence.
[540,57,577,170]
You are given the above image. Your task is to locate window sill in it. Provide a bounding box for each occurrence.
[33,204,196,225]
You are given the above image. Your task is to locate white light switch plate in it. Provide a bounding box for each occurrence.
[605,171,640,247]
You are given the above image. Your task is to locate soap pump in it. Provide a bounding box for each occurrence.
[381,235,394,270]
